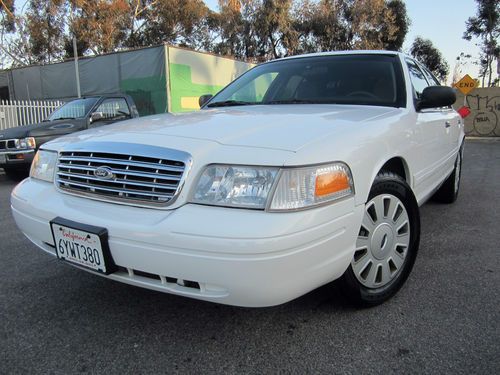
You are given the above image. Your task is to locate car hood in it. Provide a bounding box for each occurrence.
[0,119,86,139]
[46,105,401,153]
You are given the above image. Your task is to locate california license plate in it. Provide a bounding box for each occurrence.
[0,154,6,164]
[50,218,115,274]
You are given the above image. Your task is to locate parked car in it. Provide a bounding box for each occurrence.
[11,51,463,307]
[0,94,138,177]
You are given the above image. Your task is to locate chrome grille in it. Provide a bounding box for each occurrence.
[56,149,188,207]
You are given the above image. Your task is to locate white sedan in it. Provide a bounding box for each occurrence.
[11,51,463,307]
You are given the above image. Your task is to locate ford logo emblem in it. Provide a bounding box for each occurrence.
[94,166,114,180]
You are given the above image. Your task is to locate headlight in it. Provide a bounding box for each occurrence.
[269,162,354,211]
[191,165,279,209]
[15,137,36,149]
[191,162,354,211]
[30,150,58,182]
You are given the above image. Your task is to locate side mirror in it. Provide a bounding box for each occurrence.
[199,94,213,108]
[90,112,104,123]
[417,86,456,110]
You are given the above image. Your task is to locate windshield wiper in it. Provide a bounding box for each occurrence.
[207,100,258,108]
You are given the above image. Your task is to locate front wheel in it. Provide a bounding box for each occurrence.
[340,172,420,307]
[3,166,29,180]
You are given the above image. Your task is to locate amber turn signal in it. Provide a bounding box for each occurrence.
[315,171,350,197]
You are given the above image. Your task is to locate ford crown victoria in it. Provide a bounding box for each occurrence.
[10,51,463,307]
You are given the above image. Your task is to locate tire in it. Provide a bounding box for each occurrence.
[432,146,463,204]
[340,172,421,307]
[3,167,29,180]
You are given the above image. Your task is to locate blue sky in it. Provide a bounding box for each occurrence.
[205,0,482,83]
[403,0,481,82]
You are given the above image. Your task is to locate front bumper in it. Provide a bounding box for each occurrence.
[0,149,35,169]
[11,178,364,307]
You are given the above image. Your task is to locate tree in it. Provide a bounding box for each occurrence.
[289,0,319,54]
[0,0,412,69]
[207,1,246,58]
[410,37,449,81]
[253,0,295,59]
[26,0,67,63]
[382,0,410,51]
[0,0,15,32]
[307,0,351,52]
[463,0,499,87]
[69,0,132,55]
[294,0,409,53]
[350,0,409,50]
[130,0,211,49]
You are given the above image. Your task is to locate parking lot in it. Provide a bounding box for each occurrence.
[0,139,498,374]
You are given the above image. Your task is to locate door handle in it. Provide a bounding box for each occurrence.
[445,121,451,128]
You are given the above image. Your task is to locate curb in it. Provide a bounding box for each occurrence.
[466,136,500,142]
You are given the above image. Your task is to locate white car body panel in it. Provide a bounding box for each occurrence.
[10,51,464,307]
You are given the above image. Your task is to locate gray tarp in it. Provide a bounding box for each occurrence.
[41,61,78,99]
[12,66,42,100]
[2,46,167,115]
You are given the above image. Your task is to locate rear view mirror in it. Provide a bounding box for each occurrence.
[90,112,104,123]
[417,86,456,110]
[199,94,213,108]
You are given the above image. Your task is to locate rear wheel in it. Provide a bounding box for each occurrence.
[432,148,462,203]
[340,172,420,307]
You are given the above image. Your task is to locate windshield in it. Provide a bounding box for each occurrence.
[48,98,99,120]
[207,54,406,108]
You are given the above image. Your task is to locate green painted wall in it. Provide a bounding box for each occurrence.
[169,63,224,113]
[120,75,167,116]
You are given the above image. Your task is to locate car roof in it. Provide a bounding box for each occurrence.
[279,50,406,61]
[81,94,130,99]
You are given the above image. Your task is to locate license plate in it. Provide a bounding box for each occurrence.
[0,154,6,164]
[50,218,115,274]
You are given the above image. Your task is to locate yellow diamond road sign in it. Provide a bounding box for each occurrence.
[455,74,477,95]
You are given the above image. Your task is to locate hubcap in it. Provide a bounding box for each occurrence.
[454,153,461,193]
[352,194,410,288]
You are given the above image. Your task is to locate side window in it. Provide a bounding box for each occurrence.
[95,98,130,120]
[406,60,429,99]
[421,66,441,86]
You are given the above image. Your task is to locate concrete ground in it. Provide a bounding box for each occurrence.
[0,139,499,374]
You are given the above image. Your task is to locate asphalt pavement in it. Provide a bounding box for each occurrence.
[0,139,499,374]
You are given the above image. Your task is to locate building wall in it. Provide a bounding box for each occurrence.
[454,87,500,137]
[0,46,167,116]
[0,45,255,116]
[167,46,254,113]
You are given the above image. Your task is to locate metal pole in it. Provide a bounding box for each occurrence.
[73,37,81,98]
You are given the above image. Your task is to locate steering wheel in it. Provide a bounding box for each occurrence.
[346,91,378,99]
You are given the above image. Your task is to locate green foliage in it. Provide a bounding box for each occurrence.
[410,37,449,81]
[0,0,15,32]
[1,0,413,67]
[463,0,499,87]
[26,0,67,63]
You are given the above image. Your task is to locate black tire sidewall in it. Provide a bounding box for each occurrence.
[454,149,463,198]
